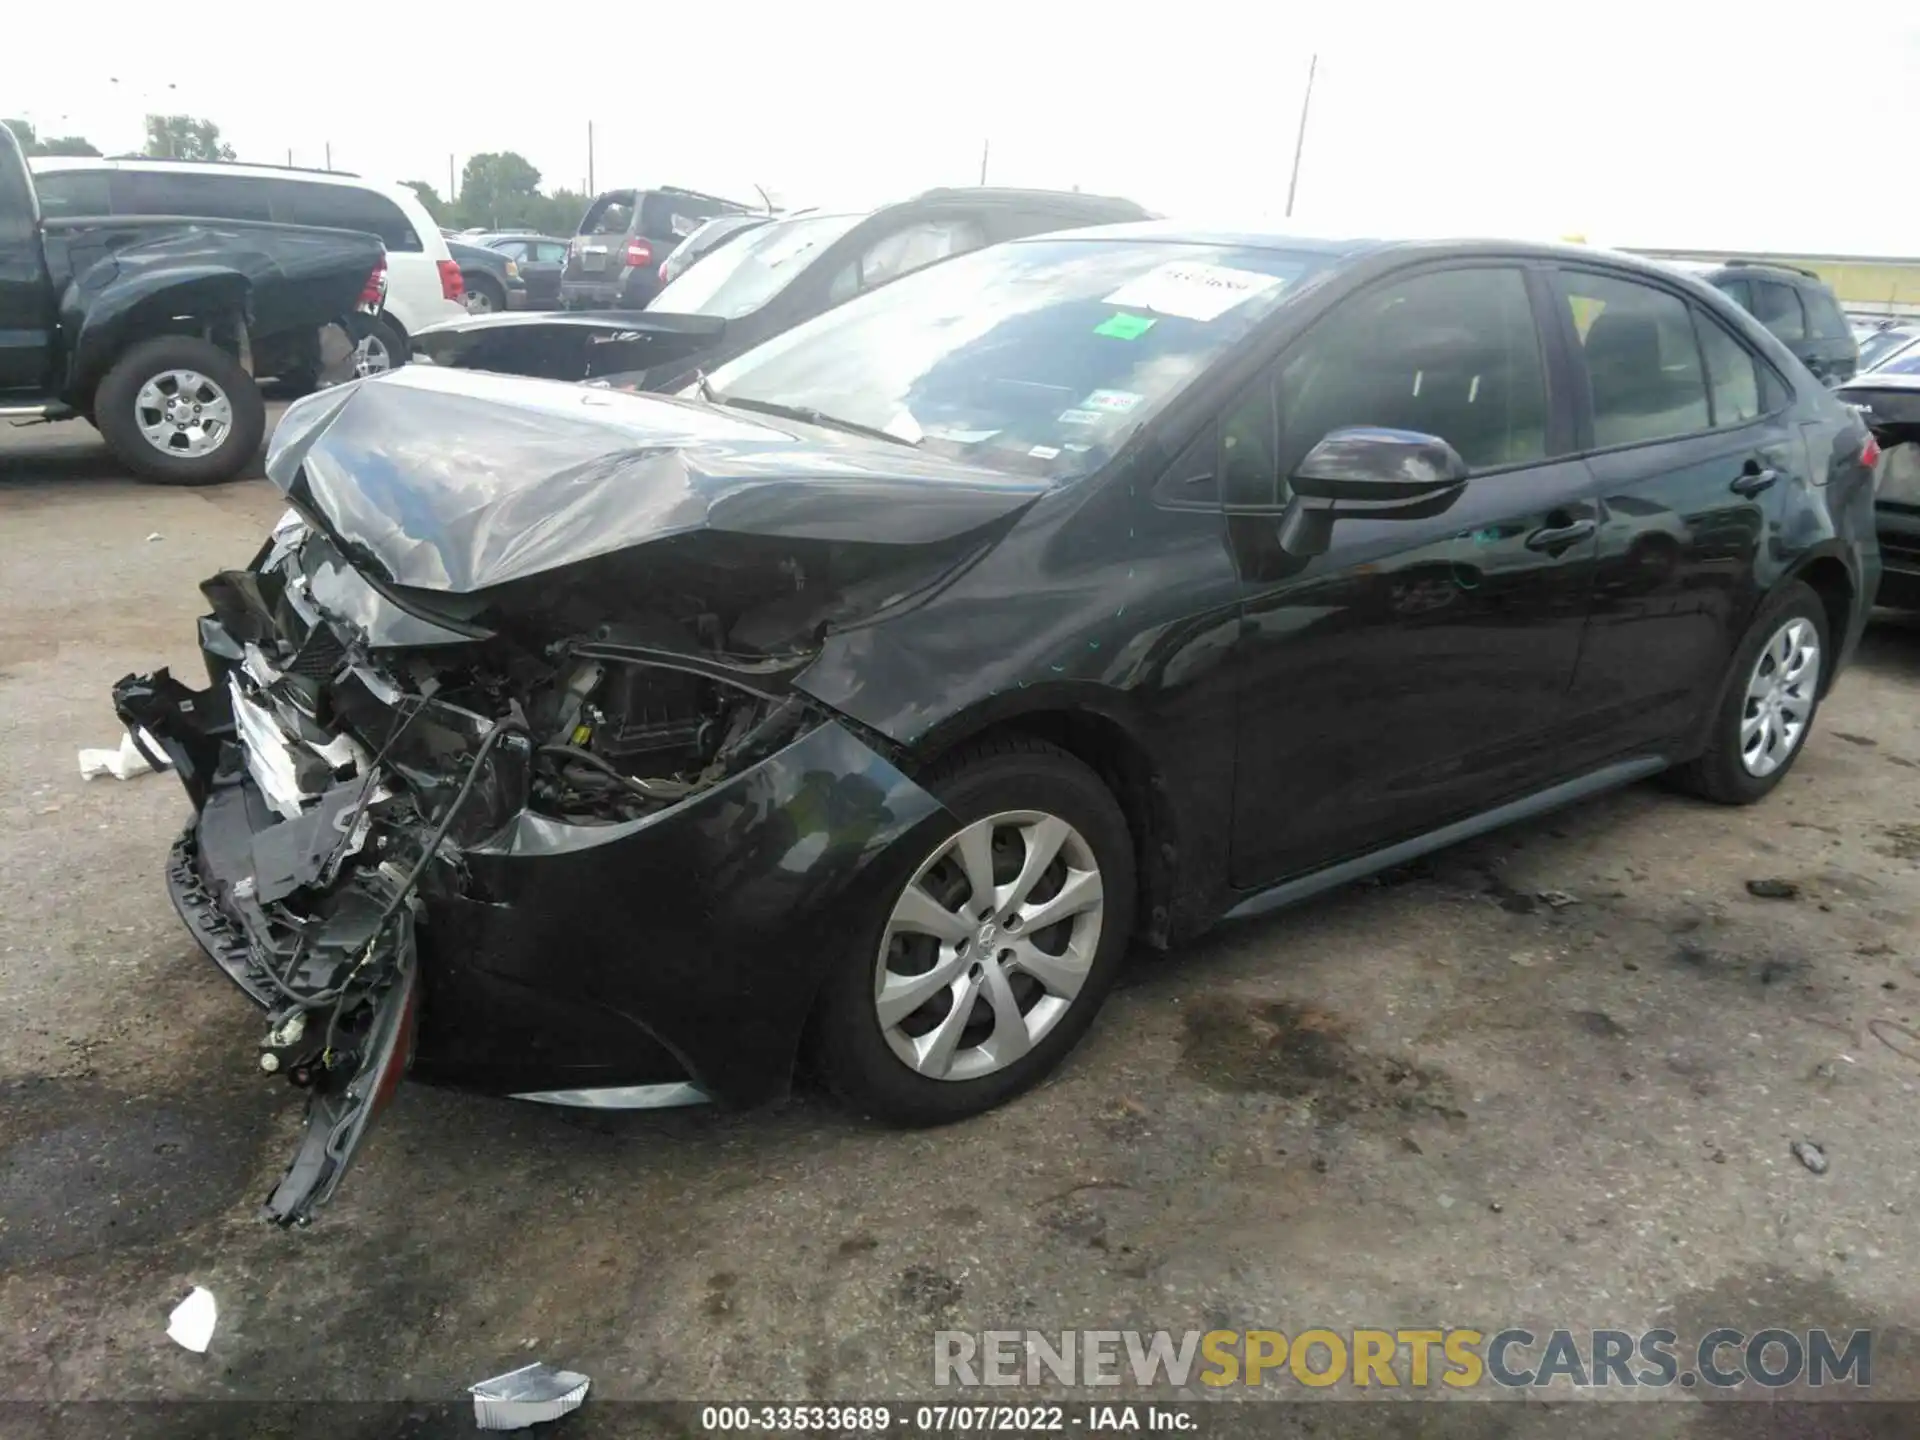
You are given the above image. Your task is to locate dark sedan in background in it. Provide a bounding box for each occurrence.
[115,226,1879,1224]
[474,233,568,308]
[409,186,1156,388]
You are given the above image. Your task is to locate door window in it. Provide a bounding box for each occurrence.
[1694,314,1763,427]
[1272,265,1550,480]
[1750,280,1806,342]
[826,219,989,305]
[28,169,110,219]
[489,239,528,260]
[111,170,273,222]
[271,181,421,250]
[1803,288,1851,342]
[1557,272,1710,447]
[1715,276,1753,311]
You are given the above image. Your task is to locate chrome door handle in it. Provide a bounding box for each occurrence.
[1525,519,1596,552]
[1732,466,1779,497]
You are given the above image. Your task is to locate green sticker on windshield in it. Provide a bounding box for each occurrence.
[1094,312,1156,340]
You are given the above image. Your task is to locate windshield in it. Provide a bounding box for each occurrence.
[651,212,862,319]
[1862,328,1919,371]
[706,237,1319,480]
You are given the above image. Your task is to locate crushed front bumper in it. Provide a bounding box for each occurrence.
[113,549,950,1222]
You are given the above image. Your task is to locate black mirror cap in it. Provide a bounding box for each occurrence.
[1290,426,1470,503]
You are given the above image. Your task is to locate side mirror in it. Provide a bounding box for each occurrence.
[1276,427,1469,559]
[1290,426,1470,502]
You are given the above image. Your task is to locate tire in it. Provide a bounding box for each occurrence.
[92,336,266,486]
[1668,580,1830,805]
[353,316,408,377]
[462,275,504,314]
[810,735,1136,1125]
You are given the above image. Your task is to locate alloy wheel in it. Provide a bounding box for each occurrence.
[134,370,233,458]
[463,288,495,314]
[1740,617,1821,778]
[874,810,1105,1082]
[353,334,393,377]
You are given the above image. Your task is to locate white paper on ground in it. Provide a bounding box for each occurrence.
[1102,261,1284,322]
[166,1287,217,1352]
[79,730,167,781]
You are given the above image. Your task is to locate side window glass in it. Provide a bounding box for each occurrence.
[857,220,987,293]
[29,170,110,219]
[0,139,34,242]
[1221,373,1279,507]
[1695,313,1762,427]
[1716,277,1752,311]
[274,182,420,250]
[1558,271,1709,447]
[492,240,527,260]
[113,171,273,222]
[1275,266,1548,477]
[1751,281,1806,342]
[535,242,567,263]
[1806,291,1850,342]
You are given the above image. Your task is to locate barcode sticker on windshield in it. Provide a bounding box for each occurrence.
[1102,261,1284,322]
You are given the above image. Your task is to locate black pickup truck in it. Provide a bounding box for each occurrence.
[0,123,385,484]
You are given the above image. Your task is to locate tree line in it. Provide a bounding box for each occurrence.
[4,115,592,236]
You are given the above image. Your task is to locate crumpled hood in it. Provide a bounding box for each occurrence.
[265,366,1047,593]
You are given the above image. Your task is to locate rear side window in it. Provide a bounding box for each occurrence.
[1557,271,1710,447]
[270,181,420,250]
[1715,276,1752,310]
[1694,314,1763,427]
[111,169,273,222]
[1750,281,1806,342]
[532,240,567,263]
[641,192,732,241]
[1804,288,1851,342]
[29,169,110,219]
[825,218,989,305]
[1276,265,1550,475]
[579,192,635,236]
[0,142,35,241]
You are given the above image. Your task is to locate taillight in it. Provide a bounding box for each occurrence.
[624,239,653,269]
[658,260,670,285]
[358,257,387,306]
[1862,433,1882,471]
[437,258,464,301]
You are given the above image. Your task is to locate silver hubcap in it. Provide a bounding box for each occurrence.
[1740,617,1820,778]
[463,288,494,314]
[134,370,232,458]
[875,810,1104,1082]
[353,335,392,376]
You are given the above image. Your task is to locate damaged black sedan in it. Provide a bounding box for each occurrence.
[118,226,1880,1223]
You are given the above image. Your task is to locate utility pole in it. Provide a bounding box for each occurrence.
[587,120,595,195]
[978,138,989,186]
[449,153,456,205]
[1284,53,1317,219]
[325,141,333,171]
[286,147,292,166]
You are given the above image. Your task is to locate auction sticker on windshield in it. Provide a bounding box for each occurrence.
[1103,261,1284,322]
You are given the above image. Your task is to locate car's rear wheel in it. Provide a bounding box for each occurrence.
[462,275,504,314]
[1669,580,1829,804]
[92,336,266,485]
[353,316,408,377]
[811,736,1136,1125]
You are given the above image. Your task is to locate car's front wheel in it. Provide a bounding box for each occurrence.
[92,336,266,485]
[1670,580,1830,804]
[812,736,1136,1125]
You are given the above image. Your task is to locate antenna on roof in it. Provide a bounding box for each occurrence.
[754,183,773,214]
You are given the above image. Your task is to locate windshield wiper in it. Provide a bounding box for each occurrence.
[692,369,717,403]
[709,393,920,448]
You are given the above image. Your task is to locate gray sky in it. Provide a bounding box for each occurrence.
[9,0,1919,253]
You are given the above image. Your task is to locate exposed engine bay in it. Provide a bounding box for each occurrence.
[112,505,979,1224]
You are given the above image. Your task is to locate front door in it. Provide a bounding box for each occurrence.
[1228,263,1599,887]
[0,123,53,396]
[1545,266,1805,759]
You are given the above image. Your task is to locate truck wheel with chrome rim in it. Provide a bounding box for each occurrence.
[812,735,1136,1124]
[92,335,266,485]
[1669,579,1831,804]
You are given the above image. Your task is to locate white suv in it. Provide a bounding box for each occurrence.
[28,157,467,376]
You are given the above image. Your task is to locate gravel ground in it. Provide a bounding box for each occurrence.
[2,413,1918,1438]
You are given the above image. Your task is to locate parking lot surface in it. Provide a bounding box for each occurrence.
[2,415,1918,1435]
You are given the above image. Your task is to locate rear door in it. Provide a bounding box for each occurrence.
[1228,261,1601,885]
[0,126,53,394]
[1548,266,1806,758]
[568,190,635,284]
